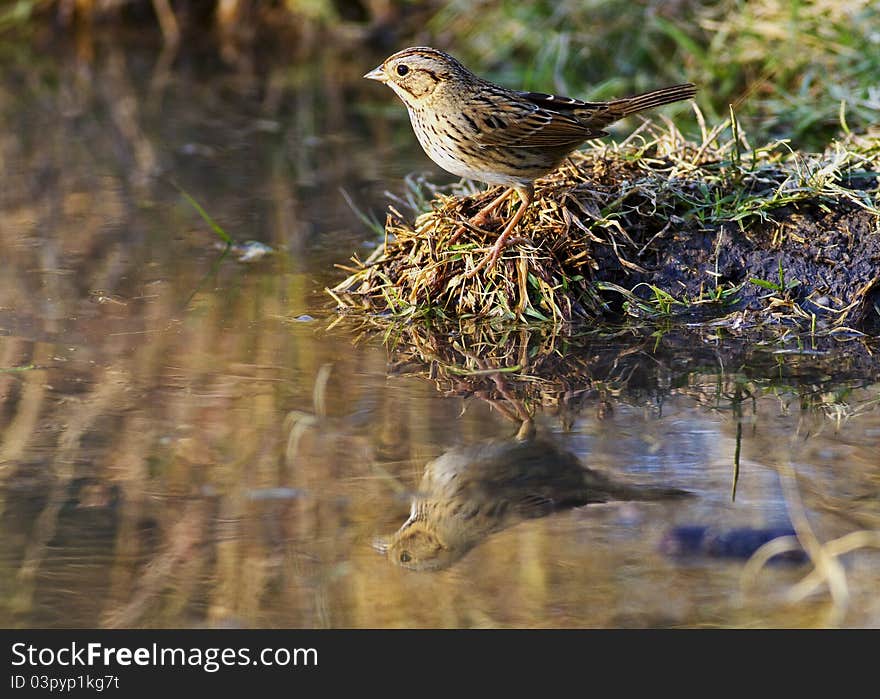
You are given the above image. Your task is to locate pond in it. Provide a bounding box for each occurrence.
[1,41,878,629]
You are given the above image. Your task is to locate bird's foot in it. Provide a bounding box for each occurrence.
[448,207,499,246]
[463,235,514,279]
[447,188,512,245]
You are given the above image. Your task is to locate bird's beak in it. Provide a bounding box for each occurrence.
[363,65,386,82]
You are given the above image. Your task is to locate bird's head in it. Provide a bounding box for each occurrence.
[374,524,452,571]
[364,46,470,107]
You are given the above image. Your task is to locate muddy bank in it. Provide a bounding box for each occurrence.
[331,126,880,333]
[593,202,880,332]
[596,203,880,334]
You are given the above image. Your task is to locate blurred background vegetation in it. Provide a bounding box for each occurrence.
[2,0,878,149]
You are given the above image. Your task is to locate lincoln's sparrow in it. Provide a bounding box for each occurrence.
[365,47,696,274]
[375,431,689,571]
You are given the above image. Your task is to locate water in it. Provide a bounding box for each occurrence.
[1,41,878,629]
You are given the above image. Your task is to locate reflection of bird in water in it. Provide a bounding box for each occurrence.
[375,424,689,571]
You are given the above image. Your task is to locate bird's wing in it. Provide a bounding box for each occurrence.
[467,90,607,148]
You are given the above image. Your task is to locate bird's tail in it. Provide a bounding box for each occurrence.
[578,83,696,127]
[611,83,697,117]
[603,483,693,502]
[579,465,692,503]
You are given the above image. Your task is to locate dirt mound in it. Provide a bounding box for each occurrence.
[330,120,879,334]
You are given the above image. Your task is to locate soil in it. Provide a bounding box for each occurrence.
[591,201,880,333]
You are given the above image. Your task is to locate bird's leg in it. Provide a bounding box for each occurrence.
[447,187,513,244]
[464,185,532,278]
[470,187,514,228]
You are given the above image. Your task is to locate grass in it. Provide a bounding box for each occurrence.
[172,181,233,246]
[330,108,880,329]
[749,259,801,296]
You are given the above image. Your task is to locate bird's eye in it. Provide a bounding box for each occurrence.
[396,64,410,77]
[399,551,411,563]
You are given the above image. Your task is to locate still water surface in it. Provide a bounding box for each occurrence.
[1,42,878,628]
